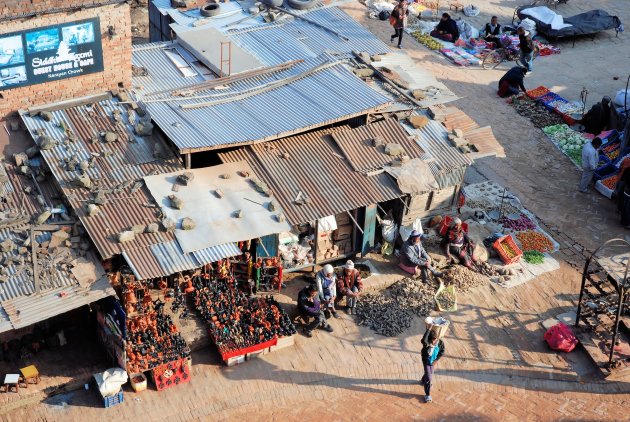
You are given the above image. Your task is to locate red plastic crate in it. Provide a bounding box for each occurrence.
[492,235,523,265]
[526,86,550,99]
[438,216,469,236]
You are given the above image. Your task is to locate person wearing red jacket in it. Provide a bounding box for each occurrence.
[336,260,363,315]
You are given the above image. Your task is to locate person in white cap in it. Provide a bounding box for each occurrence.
[336,260,363,315]
[399,230,442,282]
[517,26,534,72]
[315,264,339,318]
[442,218,476,268]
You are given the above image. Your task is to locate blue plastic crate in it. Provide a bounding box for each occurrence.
[103,389,123,408]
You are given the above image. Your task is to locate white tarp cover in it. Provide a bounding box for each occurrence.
[520,6,573,30]
[384,158,439,194]
[144,161,291,253]
[94,368,128,398]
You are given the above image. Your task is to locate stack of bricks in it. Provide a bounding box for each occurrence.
[0,0,132,120]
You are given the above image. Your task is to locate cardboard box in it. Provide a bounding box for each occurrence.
[246,349,268,360]
[335,213,351,226]
[225,355,245,366]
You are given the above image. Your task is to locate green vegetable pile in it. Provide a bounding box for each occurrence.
[523,250,545,264]
[542,124,586,167]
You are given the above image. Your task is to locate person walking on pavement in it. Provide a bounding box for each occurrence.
[336,260,363,315]
[579,137,603,193]
[315,264,340,318]
[297,284,333,337]
[421,325,445,403]
[390,0,409,49]
[517,26,534,72]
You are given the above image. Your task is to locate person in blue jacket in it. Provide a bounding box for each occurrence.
[420,328,445,403]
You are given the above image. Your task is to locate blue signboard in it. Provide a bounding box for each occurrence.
[0,17,104,91]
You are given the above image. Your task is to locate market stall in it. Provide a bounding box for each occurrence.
[191,269,296,366]
[116,270,192,391]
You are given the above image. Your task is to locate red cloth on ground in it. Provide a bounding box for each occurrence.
[544,323,578,353]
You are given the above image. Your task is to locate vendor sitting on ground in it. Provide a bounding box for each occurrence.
[336,260,363,315]
[497,66,527,98]
[483,16,503,48]
[297,284,334,337]
[430,13,459,42]
[399,230,443,281]
[442,218,477,268]
[315,264,339,319]
[581,96,619,135]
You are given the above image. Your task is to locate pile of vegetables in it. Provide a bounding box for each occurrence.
[510,96,564,128]
[516,231,554,253]
[601,174,619,190]
[542,124,587,166]
[523,250,545,264]
[411,32,443,51]
[499,214,536,231]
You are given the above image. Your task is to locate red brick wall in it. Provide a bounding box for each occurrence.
[0,1,118,18]
[0,2,132,120]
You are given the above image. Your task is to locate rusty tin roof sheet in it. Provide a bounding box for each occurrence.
[330,118,425,173]
[219,127,402,225]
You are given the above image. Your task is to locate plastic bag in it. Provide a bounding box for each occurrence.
[381,241,394,256]
[463,5,479,17]
[544,323,578,352]
[435,282,457,312]
[615,89,630,107]
[381,219,398,243]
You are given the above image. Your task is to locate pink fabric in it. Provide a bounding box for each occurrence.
[398,262,417,275]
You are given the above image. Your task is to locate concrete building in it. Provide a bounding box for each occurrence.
[0,0,132,120]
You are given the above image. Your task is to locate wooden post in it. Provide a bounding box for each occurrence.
[185,153,191,169]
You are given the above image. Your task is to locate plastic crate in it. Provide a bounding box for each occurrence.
[526,86,550,99]
[103,389,123,408]
[492,235,522,265]
[438,216,469,236]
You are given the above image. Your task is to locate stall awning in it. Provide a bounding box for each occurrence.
[123,241,242,281]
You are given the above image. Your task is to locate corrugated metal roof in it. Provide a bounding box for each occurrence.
[219,126,402,225]
[2,276,115,331]
[153,0,267,32]
[132,43,208,95]
[132,54,391,152]
[123,241,241,280]
[19,97,183,261]
[331,118,425,172]
[401,111,472,176]
[371,52,458,107]
[228,7,391,65]
[0,163,115,334]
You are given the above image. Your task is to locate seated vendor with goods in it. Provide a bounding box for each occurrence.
[442,218,477,269]
[581,96,620,135]
[430,13,459,42]
[315,264,340,319]
[335,260,363,315]
[399,230,443,281]
[297,284,334,337]
[497,66,527,98]
[483,16,503,48]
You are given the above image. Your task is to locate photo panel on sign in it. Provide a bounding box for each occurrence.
[25,28,60,54]
[0,35,25,67]
[62,22,95,46]
[0,66,27,87]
